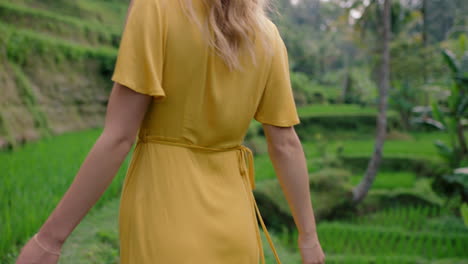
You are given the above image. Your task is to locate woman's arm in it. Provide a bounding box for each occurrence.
[30,0,145,252]
[35,82,152,251]
[263,124,325,264]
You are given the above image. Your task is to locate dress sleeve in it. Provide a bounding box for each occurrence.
[111,0,166,100]
[253,26,300,127]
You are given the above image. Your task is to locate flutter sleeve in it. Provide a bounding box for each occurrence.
[253,25,300,127]
[111,0,166,100]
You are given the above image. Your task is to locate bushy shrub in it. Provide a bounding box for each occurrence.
[253,168,353,231]
[290,71,314,106]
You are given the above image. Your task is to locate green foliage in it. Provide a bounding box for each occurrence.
[350,171,416,190]
[290,71,314,105]
[442,50,460,74]
[289,72,346,105]
[434,168,468,202]
[315,223,468,258]
[389,80,420,130]
[245,120,262,141]
[1,120,464,263]
[0,2,120,47]
[348,205,449,231]
[254,167,352,229]
[56,198,121,264]
[297,104,392,117]
[309,168,352,190]
[0,22,117,76]
[295,112,401,141]
[0,112,15,149]
[2,0,128,32]
[296,104,402,136]
[349,67,378,105]
[366,178,445,208]
[391,38,448,88]
[10,63,51,138]
[302,131,452,178]
[0,129,130,261]
[245,134,268,155]
[343,155,443,178]
[340,70,370,106]
[461,203,468,227]
[311,132,344,170]
[427,43,468,201]
[432,50,468,165]
[433,137,459,168]
[277,213,468,263]
[249,131,449,183]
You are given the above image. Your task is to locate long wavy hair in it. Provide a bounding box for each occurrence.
[179,0,274,71]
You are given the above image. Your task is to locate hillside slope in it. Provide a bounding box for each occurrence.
[0,0,127,148]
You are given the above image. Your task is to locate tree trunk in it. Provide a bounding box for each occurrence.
[421,0,428,105]
[341,54,351,103]
[352,0,392,203]
[422,0,428,46]
[315,0,321,30]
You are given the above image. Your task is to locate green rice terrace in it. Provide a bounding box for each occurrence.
[1,0,467,263]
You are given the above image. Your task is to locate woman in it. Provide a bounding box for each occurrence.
[15,0,325,263]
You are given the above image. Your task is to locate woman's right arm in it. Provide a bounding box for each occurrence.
[263,124,325,264]
[15,83,153,264]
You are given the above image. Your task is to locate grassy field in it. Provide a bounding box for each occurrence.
[326,209,466,262]
[349,171,417,189]
[297,104,394,117]
[276,203,468,264]
[0,128,130,260]
[1,103,465,262]
[8,196,466,264]
[10,195,465,264]
[1,123,466,262]
[253,130,449,182]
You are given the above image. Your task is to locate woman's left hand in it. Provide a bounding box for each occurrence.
[15,234,62,264]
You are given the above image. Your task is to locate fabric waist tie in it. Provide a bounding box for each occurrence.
[137,135,282,264]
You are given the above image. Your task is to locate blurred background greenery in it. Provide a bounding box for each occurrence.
[1,0,467,263]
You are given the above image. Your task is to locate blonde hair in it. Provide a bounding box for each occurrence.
[179,0,274,71]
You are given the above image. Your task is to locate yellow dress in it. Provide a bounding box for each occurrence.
[111,0,301,263]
